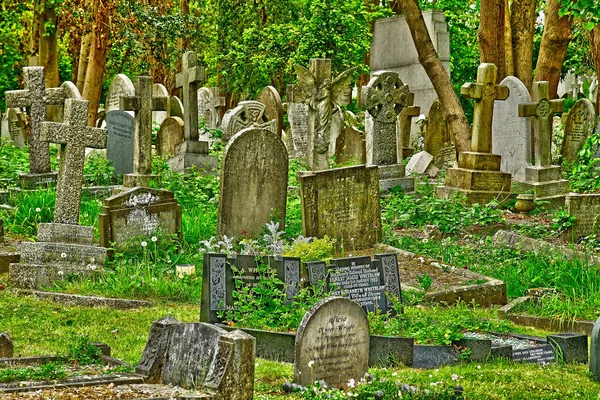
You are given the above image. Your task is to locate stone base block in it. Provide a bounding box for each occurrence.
[458,152,501,171]
[525,165,563,182]
[123,173,161,188]
[19,172,58,190]
[445,167,512,192]
[9,262,103,289]
[167,152,218,175]
[37,223,94,245]
[20,241,107,267]
[174,140,209,155]
[378,164,406,180]
[380,176,415,194]
[0,248,20,274]
[436,185,514,205]
[518,179,569,200]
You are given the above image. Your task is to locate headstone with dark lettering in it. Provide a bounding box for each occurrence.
[200,253,301,323]
[105,110,135,175]
[287,101,309,159]
[297,165,381,252]
[105,74,135,113]
[294,297,370,389]
[218,127,288,239]
[157,117,184,158]
[561,98,596,162]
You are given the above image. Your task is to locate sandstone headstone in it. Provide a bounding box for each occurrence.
[298,165,381,251]
[105,110,135,175]
[105,74,135,113]
[7,108,26,148]
[287,101,309,159]
[218,127,288,238]
[257,85,284,137]
[99,186,182,250]
[221,101,276,141]
[492,76,532,182]
[561,98,596,163]
[197,87,225,129]
[335,125,366,164]
[563,193,600,241]
[0,332,14,358]
[55,81,82,123]
[152,83,169,126]
[157,117,184,158]
[591,315,600,381]
[0,111,8,141]
[294,297,370,389]
[168,96,184,118]
[423,99,449,157]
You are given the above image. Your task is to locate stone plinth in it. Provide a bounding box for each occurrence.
[378,164,414,193]
[562,193,600,242]
[167,140,218,174]
[517,165,569,208]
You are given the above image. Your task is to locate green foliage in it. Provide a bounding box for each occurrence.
[416,273,433,291]
[83,153,117,186]
[1,189,55,237]
[0,2,29,111]
[283,236,335,262]
[65,335,102,365]
[0,362,67,383]
[0,139,30,187]
[566,124,600,193]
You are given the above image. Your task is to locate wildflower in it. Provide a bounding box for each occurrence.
[141,241,148,247]
[90,258,95,263]
[452,374,459,381]
[477,365,481,369]
[308,360,315,368]
[35,207,41,212]
[57,271,64,276]
[88,265,97,270]
[60,253,67,259]
[347,378,355,388]
[392,372,398,376]
[422,238,429,244]
[151,236,157,242]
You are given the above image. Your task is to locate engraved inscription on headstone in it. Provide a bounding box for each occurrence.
[561,98,596,163]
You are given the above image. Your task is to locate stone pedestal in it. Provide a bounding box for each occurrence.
[436,151,512,204]
[517,165,569,208]
[167,140,218,174]
[378,164,414,193]
[19,172,58,190]
[9,223,106,289]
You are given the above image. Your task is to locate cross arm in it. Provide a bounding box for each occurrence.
[5,90,31,108]
[120,96,140,112]
[550,99,564,113]
[461,83,482,100]
[45,88,66,105]
[495,85,510,101]
[82,126,108,149]
[403,105,421,117]
[518,103,538,118]
[40,122,69,145]
[152,97,168,111]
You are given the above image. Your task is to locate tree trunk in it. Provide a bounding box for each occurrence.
[76,33,92,93]
[589,26,600,116]
[479,0,506,81]
[29,0,41,65]
[356,0,381,106]
[176,0,190,73]
[533,0,574,98]
[504,0,514,77]
[511,0,537,91]
[398,0,471,153]
[82,0,110,126]
[39,0,60,121]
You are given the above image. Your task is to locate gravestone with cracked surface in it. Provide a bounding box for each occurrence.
[517,81,568,208]
[561,98,596,163]
[106,110,135,175]
[437,63,513,204]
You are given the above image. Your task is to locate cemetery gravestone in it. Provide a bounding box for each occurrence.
[0,332,13,358]
[0,111,8,141]
[298,165,381,251]
[221,101,276,141]
[286,101,309,159]
[218,127,288,239]
[335,125,366,164]
[156,117,184,158]
[99,187,182,250]
[197,87,225,129]
[591,316,600,381]
[397,93,421,160]
[152,83,169,126]
[294,297,370,389]
[105,74,135,113]
[257,85,284,137]
[561,98,596,163]
[423,99,450,157]
[6,108,26,148]
[492,76,532,182]
[105,110,135,175]
[518,81,569,208]
[437,63,513,204]
[55,81,83,123]
[563,193,600,241]
[168,96,184,118]
[200,253,301,323]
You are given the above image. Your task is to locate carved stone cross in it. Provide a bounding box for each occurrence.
[361,71,410,165]
[461,63,509,153]
[120,76,168,185]
[176,51,205,141]
[519,81,564,167]
[40,99,107,225]
[5,67,65,174]
[198,87,225,129]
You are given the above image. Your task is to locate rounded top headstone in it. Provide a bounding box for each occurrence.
[105,74,135,113]
[294,296,370,389]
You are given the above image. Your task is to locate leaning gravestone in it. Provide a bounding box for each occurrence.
[200,253,301,323]
[591,316,600,381]
[0,332,14,358]
[561,98,596,162]
[257,85,284,137]
[221,101,277,141]
[99,187,182,250]
[294,297,370,389]
[297,165,381,251]
[105,74,135,113]
[105,110,135,175]
[218,127,288,239]
[492,76,532,182]
[6,108,27,148]
[137,316,255,399]
[156,117,184,158]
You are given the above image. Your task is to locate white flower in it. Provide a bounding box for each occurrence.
[60,253,67,259]
[477,365,481,369]
[88,264,97,270]
[308,360,315,368]
[452,374,459,381]
[35,207,41,212]
[422,238,429,244]
[57,271,64,276]
[90,257,95,263]
[141,241,148,247]
[347,378,355,388]
[151,236,157,242]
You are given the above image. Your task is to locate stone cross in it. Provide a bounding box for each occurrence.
[198,87,225,129]
[40,99,107,225]
[361,71,410,165]
[120,76,168,184]
[397,92,421,162]
[5,67,65,174]
[176,51,204,141]
[519,81,564,167]
[461,63,509,153]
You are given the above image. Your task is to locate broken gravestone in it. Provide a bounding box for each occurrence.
[0,332,14,358]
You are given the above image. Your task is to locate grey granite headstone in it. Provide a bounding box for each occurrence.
[7,108,26,148]
[547,333,588,364]
[217,127,288,239]
[562,98,596,162]
[156,117,184,158]
[221,101,276,142]
[257,85,284,137]
[294,297,370,389]
[0,332,14,358]
[106,110,134,175]
[591,315,600,380]
[492,76,532,182]
[105,74,135,113]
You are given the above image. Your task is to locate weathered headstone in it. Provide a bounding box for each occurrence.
[218,127,288,238]
[0,332,14,358]
[99,187,182,250]
[6,108,26,148]
[397,93,421,160]
[561,98,596,163]
[298,165,381,251]
[221,101,276,141]
[120,76,168,188]
[406,150,434,176]
[105,110,135,175]
[9,99,108,289]
[152,83,169,126]
[591,315,600,380]
[157,117,184,158]
[168,96,184,118]
[288,59,356,170]
[55,81,82,123]
[257,85,284,137]
[197,87,225,129]
[437,63,513,204]
[334,125,366,164]
[105,74,135,113]
[492,76,532,182]
[518,81,569,208]
[423,99,450,157]
[562,193,600,241]
[286,101,309,159]
[201,253,301,323]
[294,297,370,389]
[137,317,255,399]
